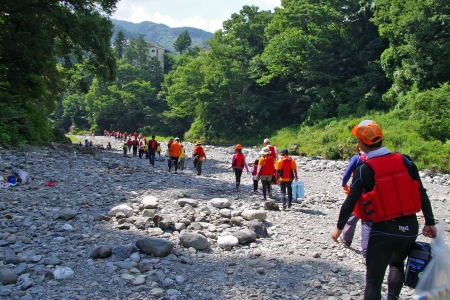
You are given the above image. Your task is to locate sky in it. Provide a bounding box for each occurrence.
[111,0,282,33]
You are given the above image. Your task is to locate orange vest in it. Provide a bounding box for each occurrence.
[354,153,422,222]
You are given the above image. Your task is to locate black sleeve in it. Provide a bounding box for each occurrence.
[402,155,436,226]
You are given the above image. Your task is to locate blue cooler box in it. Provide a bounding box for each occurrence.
[292,181,304,199]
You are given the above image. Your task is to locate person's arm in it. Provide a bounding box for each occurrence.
[243,156,249,172]
[341,155,359,187]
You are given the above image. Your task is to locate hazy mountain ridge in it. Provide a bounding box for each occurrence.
[111,19,214,53]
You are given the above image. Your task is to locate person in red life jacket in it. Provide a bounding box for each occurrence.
[263,138,278,161]
[275,148,298,210]
[340,144,372,261]
[169,137,182,173]
[251,159,260,194]
[168,138,174,149]
[331,120,437,300]
[256,147,275,201]
[231,144,250,192]
[148,136,158,166]
[138,139,145,158]
[127,137,132,152]
[132,137,138,157]
[193,142,206,176]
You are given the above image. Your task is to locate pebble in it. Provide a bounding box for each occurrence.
[0,136,448,299]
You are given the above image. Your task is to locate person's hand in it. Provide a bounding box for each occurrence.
[331,228,342,243]
[295,178,298,182]
[422,225,437,238]
[343,185,350,194]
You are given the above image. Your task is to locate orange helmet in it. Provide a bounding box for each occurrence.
[235,144,242,150]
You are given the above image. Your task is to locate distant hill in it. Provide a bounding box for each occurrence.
[111,19,214,53]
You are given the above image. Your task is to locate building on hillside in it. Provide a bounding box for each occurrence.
[146,42,165,70]
[114,40,166,71]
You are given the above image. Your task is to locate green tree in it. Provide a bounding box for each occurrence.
[173,30,192,54]
[114,30,126,59]
[373,0,450,101]
[0,0,118,145]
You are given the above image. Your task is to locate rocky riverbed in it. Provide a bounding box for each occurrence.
[0,135,449,300]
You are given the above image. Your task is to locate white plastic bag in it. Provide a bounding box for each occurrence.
[413,220,450,300]
[12,169,30,184]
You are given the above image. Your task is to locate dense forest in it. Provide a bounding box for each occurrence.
[0,0,449,170]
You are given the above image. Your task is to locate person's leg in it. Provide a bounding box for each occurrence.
[361,220,373,257]
[364,225,394,300]
[196,160,202,175]
[341,214,359,247]
[149,150,155,165]
[267,178,273,198]
[253,180,258,192]
[168,157,172,171]
[180,158,184,170]
[173,157,179,172]
[235,169,242,190]
[261,179,267,199]
[287,181,293,207]
[280,181,287,208]
[386,218,418,299]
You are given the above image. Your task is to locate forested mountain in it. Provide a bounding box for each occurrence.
[111,19,214,53]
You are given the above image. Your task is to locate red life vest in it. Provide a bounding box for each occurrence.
[279,158,294,180]
[150,140,157,149]
[353,153,422,222]
[267,145,276,159]
[133,140,137,146]
[252,164,258,176]
[127,139,132,145]
[260,157,275,175]
[233,153,244,168]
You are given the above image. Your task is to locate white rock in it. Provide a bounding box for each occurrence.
[109,204,134,217]
[217,235,239,249]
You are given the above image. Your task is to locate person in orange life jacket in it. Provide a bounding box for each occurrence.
[148,136,158,166]
[275,148,298,210]
[256,147,275,201]
[138,139,145,158]
[251,159,260,194]
[169,137,182,173]
[231,144,250,192]
[193,142,206,176]
[340,144,373,260]
[132,137,138,157]
[331,120,436,300]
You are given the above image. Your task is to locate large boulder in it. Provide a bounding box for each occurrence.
[0,267,17,285]
[140,195,159,209]
[231,229,257,245]
[210,198,231,208]
[246,219,268,238]
[179,233,209,250]
[217,235,239,250]
[176,198,199,207]
[264,200,279,211]
[109,204,134,217]
[90,246,113,259]
[241,210,267,221]
[136,237,174,257]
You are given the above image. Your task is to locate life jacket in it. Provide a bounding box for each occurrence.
[278,157,295,181]
[260,156,275,175]
[233,153,244,168]
[180,148,185,159]
[150,140,157,149]
[252,164,258,176]
[267,145,276,160]
[193,146,204,159]
[127,139,132,145]
[133,140,137,146]
[353,153,422,222]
